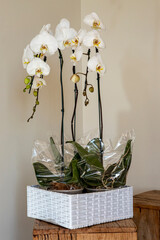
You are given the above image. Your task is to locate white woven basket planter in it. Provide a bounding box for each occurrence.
[27,185,133,229]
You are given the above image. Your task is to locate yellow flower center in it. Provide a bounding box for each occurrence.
[37,81,43,87]
[40,44,48,54]
[96,64,103,73]
[93,21,100,29]
[72,37,79,46]
[36,68,43,77]
[93,39,101,47]
[64,40,71,47]
[24,60,30,65]
[70,54,77,62]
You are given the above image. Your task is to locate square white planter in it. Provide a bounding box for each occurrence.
[27,185,133,229]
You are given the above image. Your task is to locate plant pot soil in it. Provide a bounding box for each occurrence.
[47,182,83,194]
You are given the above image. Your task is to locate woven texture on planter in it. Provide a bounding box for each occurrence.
[27,185,133,229]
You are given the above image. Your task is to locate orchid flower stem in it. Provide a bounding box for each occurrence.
[83,49,91,105]
[95,47,103,165]
[27,88,39,122]
[76,72,86,76]
[29,75,34,94]
[58,48,64,170]
[71,50,78,141]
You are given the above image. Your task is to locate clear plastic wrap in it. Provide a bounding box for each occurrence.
[32,130,135,189]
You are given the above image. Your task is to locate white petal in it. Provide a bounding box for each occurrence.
[30,32,58,55]
[77,29,87,43]
[55,24,77,50]
[58,18,70,29]
[75,46,83,61]
[88,56,98,72]
[88,53,105,75]
[22,45,34,69]
[40,24,53,35]
[32,76,46,89]
[83,30,105,48]
[27,58,50,76]
[84,12,105,30]
[84,13,95,27]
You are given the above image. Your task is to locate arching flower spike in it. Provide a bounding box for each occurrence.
[30,31,58,55]
[22,45,34,69]
[84,12,105,30]
[83,30,105,49]
[55,18,77,50]
[88,53,105,75]
[27,58,50,77]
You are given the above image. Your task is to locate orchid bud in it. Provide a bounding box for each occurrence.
[89,86,94,93]
[24,77,30,85]
[26,84,31,89]
[85,98,89,106]
[83,90,86,96]
[70,74,80,83]
[33,91,37,97]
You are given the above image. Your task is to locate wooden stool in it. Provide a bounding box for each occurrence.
[134,190,160,239]
[33,219,137,240]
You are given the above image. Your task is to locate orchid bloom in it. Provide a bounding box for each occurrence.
[70,46,83,64]
[88,53,105,75]
[27,58,50,77]
[55,18,77,50]
[40,24,53,35]
[83,30,105,49]
[32,76,46,90]
[30,31,58,55]
[71,29,86,49]
[84,12,105,30]
[22,45,34,69]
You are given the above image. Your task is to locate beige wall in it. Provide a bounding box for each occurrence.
[1,0,160,239]
[0,0,81,240]
[81,0,160,194]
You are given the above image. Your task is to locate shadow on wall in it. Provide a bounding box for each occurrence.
[119,50,160,193]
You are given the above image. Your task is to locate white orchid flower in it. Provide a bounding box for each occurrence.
[55,18,77,50]
[83,30,105,49]
[71,29,87,49]
[30,31,58,55]
[32,76,46,89]
[22,45,34,69]
[84,12,105,30]
[40,24,53,35]
[88,53,105,75]
[70,46,83,63]
[27,58,50,77]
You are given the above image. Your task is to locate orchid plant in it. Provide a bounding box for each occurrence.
[22,13,133,190]
[22,13,105,162]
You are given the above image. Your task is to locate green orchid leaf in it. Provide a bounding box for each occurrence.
[67,141,104,187]
[103,139,132,188]
[50,137,62,170]
[33,162,60,187]
[86,138,105,156]
[63,153,81,184]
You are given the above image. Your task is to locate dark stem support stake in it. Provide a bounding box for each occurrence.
[58,49,64,168]
[95,47,103,164]
[71,50,78,141]
[84,49,91,93]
